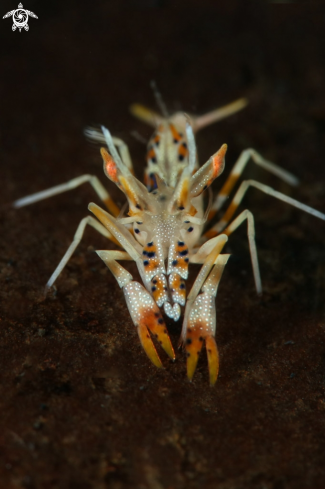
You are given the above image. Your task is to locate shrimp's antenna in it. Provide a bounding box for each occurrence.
[150,80,169,118]
[185,121,196,174]
[101,126,125,169]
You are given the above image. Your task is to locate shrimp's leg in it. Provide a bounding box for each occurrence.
[208,149,299,221]
[181,252,230,386]
[96,251,175,367]
[208,179,325,233]
[13,174,120,217]
[45,216,121,291]
[179,234,229,384]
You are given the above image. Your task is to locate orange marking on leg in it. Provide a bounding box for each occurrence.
[219,173,240,200]
[220,201,239,233]
[102,197,120,218]
[204,229,219,239]
[207,209,216,221]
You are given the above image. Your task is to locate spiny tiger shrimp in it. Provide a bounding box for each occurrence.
[13,94,325,385]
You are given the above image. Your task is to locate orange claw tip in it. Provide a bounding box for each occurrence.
[185,330,204,381]
[100,147,118,182]
[137,323,163,369]
[212,144,227,177]
[186,350,199,382]
[150,323,175,361]
[142,310,176,361]
[207,209,217,221]
[206,335,219,386]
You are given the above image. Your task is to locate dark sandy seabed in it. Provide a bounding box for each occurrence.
[1,1,325,488]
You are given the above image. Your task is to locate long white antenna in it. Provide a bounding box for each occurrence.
[185,122,196,174]
[101,125,124,169]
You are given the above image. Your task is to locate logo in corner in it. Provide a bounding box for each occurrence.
[3,3,38,32]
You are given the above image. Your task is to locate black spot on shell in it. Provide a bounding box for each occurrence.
[158,318,164,324]
[151,286,157,292]
[172,260,178,266]
[180,249,188,256]
[178,155,184,162]
[186,338,192,344]
[135,229,140,234]
[188,227,193,232]
[178,241,185,246]
[180,283,185,290]
[143,260,149,266]
[147,252,155,258]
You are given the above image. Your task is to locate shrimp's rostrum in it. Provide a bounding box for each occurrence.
[14,97,325,385]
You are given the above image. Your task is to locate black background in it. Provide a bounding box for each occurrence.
[1,1,325,488]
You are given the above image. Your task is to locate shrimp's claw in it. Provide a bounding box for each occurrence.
[137,322,163,368]
[185,326,204,381]
[185,328,219,386]
[183,292,219,385]
[123,281,175,367]
[205,335,219,386]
